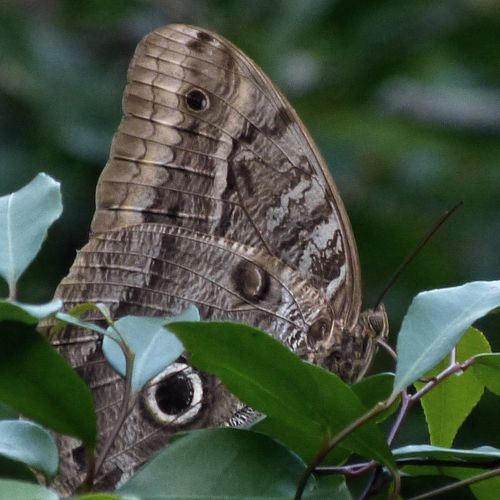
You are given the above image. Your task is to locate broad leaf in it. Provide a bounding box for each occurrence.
[393,281,500,393]
[0,420,58,478]
[255,416,350,465]
[0,322,96,446]
[0,173,62,290]
[414,328,489,447]
[0,299,62,324]
[397,444,500,496]
[170,321,395,470]
[305,476,352,499]
[402,465,500,500]
[119,428,313,497]
[472,353,500,396]
[0,480,58,500]
[103,306,197,392]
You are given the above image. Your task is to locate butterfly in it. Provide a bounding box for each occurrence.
[49,24,388,494]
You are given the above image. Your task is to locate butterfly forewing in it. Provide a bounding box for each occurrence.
[92,24,361,325]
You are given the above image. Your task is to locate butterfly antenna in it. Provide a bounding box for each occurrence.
[374,201,463,309]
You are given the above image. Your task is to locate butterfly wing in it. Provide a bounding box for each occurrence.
[47,24,382,494]
[51,223,335,492]
[92,24,362,329]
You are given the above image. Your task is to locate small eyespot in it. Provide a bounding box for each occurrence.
[233,261,270,302]
[143,363,203,426]
[185,88,209,111]
[308,317,330,341]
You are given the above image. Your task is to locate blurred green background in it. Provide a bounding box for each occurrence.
[1,1,499,496]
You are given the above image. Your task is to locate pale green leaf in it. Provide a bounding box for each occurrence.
[0,173,62,289]
[103,306,197,392]
[0,420,58,478]
[394,281,500,393]
[393,444,500,461]
[0,480,58,500]
[55,311,109,336]
[0,299,62,324]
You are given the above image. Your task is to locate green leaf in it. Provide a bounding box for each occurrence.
[119,428,312,497]
[170,321,395,470]
[0,480,58,500]
[254,415,350,464]
[0,322,96,446]
[414,327,489,447]
[0,300,62,324]
[0,455,37,482]
[402,465,500,500]
[0,173,62,290]
[393,281,500,394]
[76,495,125,500]
[305,476,352,499]
[102,306,197,392]
[352,373,399,423]
[55,311,109,337]
[472,353,500,396]
[0,420,58,478]
[393,444,500,461]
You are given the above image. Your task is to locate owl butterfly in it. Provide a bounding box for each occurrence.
[48,24,388,494]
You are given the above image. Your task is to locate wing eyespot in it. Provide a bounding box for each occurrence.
[142,363,203,426]
[232,261,270,302]
[185,88,209,111]
[308,317,330,341]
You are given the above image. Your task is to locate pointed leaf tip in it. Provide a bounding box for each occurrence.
[393,281,500,393]
[0,173,62,288]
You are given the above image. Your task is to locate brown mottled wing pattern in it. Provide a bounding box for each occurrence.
[52,224,336,493]
[48,24,387,495]
[92,24,362,327]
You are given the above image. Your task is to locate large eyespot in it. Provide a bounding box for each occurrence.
[143,363,203,426]
[185,88,209,111]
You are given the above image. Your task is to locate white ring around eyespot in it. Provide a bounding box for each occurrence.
[142,362,203,426]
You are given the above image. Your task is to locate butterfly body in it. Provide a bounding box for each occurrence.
[48,24,388,494]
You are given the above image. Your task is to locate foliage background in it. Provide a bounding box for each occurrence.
[1,0,499,495]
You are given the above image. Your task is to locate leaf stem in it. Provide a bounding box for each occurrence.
[410,357,475,402]
[94,343,136,477]
[78,447,96,493]
[294,397,397,499]
[386,390,410,446]
[8,280,17,301]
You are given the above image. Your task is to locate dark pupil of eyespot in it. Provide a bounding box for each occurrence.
[155,373,193,415]
[186,89,207,111]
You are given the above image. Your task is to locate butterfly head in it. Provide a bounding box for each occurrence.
[350,303,389,381]
[306,303,389,383]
